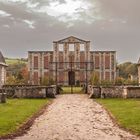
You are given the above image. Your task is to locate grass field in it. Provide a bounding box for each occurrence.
[96,99,140,135]
[0,99,50,136]
[5,58,27,65]
[61,87,83,93]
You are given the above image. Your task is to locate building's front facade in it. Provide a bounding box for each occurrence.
[28,36,116,85]
[0,51,7,88]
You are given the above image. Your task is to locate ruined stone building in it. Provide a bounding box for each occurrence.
[0,51,7,88]
[28,36,116,85]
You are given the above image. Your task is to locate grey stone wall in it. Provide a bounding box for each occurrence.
[2,85,57,98]
[88,85,140,98]
[88,86,101,98]
[123,86,140,98]
[101,87,124,98]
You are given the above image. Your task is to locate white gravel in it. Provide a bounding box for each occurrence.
[14,94,139,140]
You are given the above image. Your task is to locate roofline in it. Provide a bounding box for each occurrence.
[28,51,53,53]
[28,51,116,53]
[0,63,8,67]
[53,36,90,43]
[90,51,116,53]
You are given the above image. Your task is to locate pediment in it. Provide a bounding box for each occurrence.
[54,36,90,44]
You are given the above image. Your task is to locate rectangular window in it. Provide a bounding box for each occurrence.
[95,55,100,69]
[111,55,115,69]
[105,55,110,69]
[59,54,63,69]
[80,52,85,68]
[59,72,64,82]
[34,72,38,85]
[44,56,49,69]
[80,72,85,82]
[69,44,74,51]
[34,56,38,69]
[59,44,63,51]
[80,44,85,51]
[105,72,110,80]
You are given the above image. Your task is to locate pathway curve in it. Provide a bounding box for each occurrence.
[15,94,139,140]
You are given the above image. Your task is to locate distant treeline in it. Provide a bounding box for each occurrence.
[117,62,138,79]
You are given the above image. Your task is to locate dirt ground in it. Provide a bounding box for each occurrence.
[14,94,139,140]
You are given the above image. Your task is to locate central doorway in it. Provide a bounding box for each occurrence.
[68,71,75,85]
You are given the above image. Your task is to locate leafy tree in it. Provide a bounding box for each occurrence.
[90,71,100,86]
[20,66,29,84]
[118,62,138,79]
[6,75,17,85]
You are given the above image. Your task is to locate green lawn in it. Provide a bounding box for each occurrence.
[5,58,27,65]
[0,99,50,136]
[61,87,83,93]
[96,99,140,135]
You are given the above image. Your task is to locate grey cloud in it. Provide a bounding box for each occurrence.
[0,0,140,63]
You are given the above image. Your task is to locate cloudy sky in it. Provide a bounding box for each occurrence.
[0,0,140,63]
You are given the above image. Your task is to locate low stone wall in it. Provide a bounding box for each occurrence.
[123,86,140,98]
[2,85,57,98]
[88,86,101,98]
[46,85,56,98]
[101,87,124,98]
[88,85,140,98]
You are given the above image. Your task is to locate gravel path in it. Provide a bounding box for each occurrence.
[15,94,139,140]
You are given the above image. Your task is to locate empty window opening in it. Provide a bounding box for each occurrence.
[69,44,74,51]
[80,44,85,51]
[59,44,64,51]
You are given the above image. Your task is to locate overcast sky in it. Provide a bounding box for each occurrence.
[0,0,140,63]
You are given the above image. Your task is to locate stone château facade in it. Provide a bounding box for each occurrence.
[28,36,116,85]
[0,51,7,88]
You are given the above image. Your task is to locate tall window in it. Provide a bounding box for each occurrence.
[34,56,38,69]
[69,44,74,51]
[105,55,110,69]
[59,44,63,51]
[44,56,49,69]
[80,52,85,68]
[34,72,38,84]
[95,55,100,69]
[59,53,63,69]
[80,44,85,51]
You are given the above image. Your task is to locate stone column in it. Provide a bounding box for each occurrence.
[64,43,69,68]
[85,42,90,81]
[86,41,90,62]
[30,52,34,84]
[53,42,58,82]
[76,43,80,69]
[53,42,59,62]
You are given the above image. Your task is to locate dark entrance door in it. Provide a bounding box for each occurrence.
[68,71,75,85]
